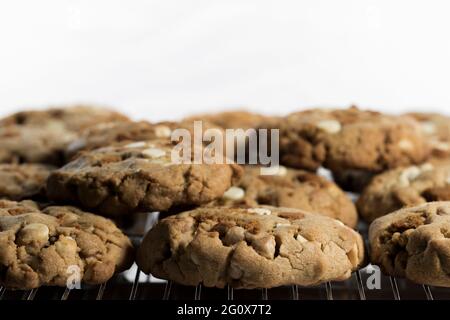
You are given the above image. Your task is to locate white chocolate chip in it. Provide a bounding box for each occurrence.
[420,163,434,172]
[19,223,49,244]
[446,176,450,184]
[66,139,87,153]
[141,148,166,158]
[137,158,171,166]
[316,120,342,134]
[275,223,291,229]
[248,208,271,215]
[296,234,308,243]
[222,187,245,201]
[260,165,288,176]
[398,139,414,151]
[421,121,437,135]
[154,125,172,138]
[55,236,78,256]
[399,166,421,186]
[223,226,245,245]
[124,141,147,149]
[432,141,450,151]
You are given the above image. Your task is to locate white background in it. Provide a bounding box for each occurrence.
[0,0,449,121]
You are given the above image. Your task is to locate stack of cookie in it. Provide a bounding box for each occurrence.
[1,105,450,292]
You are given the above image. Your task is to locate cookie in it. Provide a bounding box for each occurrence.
[0,199,134,290]
[0,164,54,201]
[369,202,450,287]
[0,105,129,132]
[0,124,77,165]
[184,110,274,130]
[65,121,174,159]
[47,140,243,216]
[137,206,364,289]
[357,160,450,222]
[65,120,226,160]
[263,107,430,188]
[407,112,450,158]
[211,165,358,227]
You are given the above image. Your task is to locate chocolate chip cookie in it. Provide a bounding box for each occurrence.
[407,112,450,158]
[263,107,430,190]
[211,165,358,227]
[0,200,134,290]
[137,206,364,289]
[47,140,243,216]
[0,105,129,132]
[357,160,450,222]
[369,201,450,287]
[0,164,54,201]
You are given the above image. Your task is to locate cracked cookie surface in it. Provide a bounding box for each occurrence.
[0,200,134,290]
[0,164,55,201]
[210,166,358,227]
[357,160,450,222]
[137,206,364,289]
[48,140,243,216]
[369,202,450,287]
[262,107,430,189]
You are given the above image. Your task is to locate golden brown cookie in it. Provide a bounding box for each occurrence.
[262,107,430,190]
[137,206,364,289]
[407,112,450,158]
[0,164,54,201]
[47,140,243,216]
[0,200,134,290]
[357,160,450,222]
[369,202,450,287]
[211,165,357,227]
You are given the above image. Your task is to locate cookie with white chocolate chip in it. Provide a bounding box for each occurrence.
[369,202,450,287]
[210,165,358,227]
[47,140,243,216]
[136,206,364,289]
[0,105,129,132]
[406,112,450,158]
[263,106,430,191]
[357,160,450,222]
[65,121,175,160]
[0,199,134,290]
[0,163,55,201]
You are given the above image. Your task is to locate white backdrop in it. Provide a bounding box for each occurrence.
[1,0,449,121]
